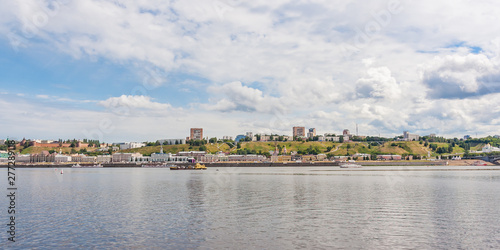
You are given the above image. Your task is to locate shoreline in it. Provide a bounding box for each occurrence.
[1,159,496,168]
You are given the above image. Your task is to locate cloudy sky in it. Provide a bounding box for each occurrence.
[1,0,500,142]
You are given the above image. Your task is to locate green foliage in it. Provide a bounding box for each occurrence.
[188,139,206,146]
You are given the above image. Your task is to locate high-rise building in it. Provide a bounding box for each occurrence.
[307,128,316,138]
[190,128,203,140]
[293,127,305,138]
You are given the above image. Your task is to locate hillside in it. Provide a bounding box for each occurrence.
[15,140,473,159]
[119,140,464,159]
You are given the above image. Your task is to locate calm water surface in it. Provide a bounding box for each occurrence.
[1,166,500,249]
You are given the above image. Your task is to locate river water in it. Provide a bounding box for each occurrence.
[1,166,500,249]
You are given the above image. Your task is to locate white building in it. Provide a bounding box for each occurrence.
[55,154,71,163]
[150,152,192,162]
[158,139,186,145]
[118,142,146,150]
[96,155,112,163]
[403,131,420,141]
[15,154,31,163]
[112,153,143,162]
[482,144,500,153]
[201,153,229,162]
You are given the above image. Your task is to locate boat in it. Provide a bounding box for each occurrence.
[340,160,362,168]
[72,163,103,168]
[170,163,207,170]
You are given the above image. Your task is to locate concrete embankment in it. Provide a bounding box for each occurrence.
[2,160,478,168]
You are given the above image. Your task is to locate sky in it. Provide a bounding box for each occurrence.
[1,0,500,142]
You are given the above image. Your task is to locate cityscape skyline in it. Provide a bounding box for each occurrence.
[1,1,500,142]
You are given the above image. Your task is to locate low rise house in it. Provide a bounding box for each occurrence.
[377,155,402,160]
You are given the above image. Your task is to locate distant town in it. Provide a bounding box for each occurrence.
[1,127,500,165]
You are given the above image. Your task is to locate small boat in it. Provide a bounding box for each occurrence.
[340,160,362,168]
[71,163,82,168]
[60,169,64,174]
[170,163,207,170]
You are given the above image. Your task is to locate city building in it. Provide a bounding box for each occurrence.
[117,142,146,150]
[318,135,340,142]
[227,154,266,162]
[178,151,206,162]
[190,128,203,140]
[201,152,229,163]
[112,153,143,162]
[96,155,112,163]
[377,155,402,160]
[158,139,186,145]
[71,154,96,163]
[481,144,500,153]
[293,127,305,138]
[245,132,256,141]
[54,154,71,163]
[222,136,233,141]
[15,154,31,163]
[30,151,56,163]
[403,131,420,141]
[235,135,246,142]
[307,128,316,139]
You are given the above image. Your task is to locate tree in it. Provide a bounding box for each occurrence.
[339,136,344,143]
[256,134,261,141]
[209,137,217,143]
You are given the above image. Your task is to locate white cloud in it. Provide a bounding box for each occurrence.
[204,81,285,113]
[36,94,50,99]
[356,67,401,100]
[3,0,500,139]
[98,95,170,110]
[421,53,500,98]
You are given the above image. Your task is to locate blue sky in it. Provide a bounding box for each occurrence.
[1,0,500,142]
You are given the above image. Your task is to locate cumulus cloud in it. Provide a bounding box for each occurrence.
[98,95,170,110]
[355,67,401,99]
[421,53,500,99]
[4,0,500,139]
[204,81,285,113]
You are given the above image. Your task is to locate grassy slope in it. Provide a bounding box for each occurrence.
[18,141,474,157]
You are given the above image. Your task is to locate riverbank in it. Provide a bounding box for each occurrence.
[2,159,494,168]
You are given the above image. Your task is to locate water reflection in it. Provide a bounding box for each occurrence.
[1,167,499,249]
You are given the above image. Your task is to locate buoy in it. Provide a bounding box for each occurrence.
[60,169,63,174]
